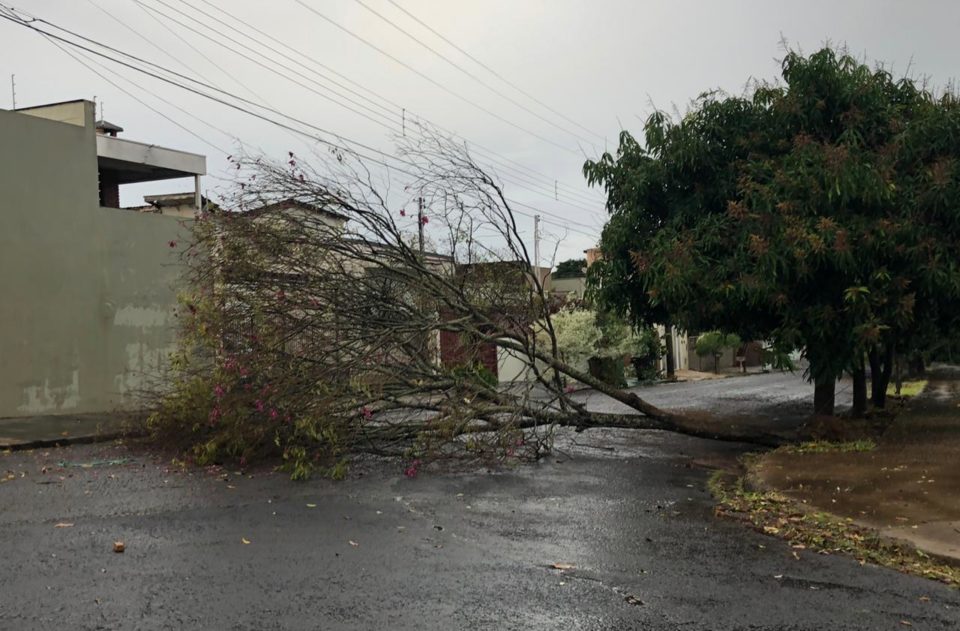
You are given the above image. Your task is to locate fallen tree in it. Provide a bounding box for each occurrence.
[150,127,782,478]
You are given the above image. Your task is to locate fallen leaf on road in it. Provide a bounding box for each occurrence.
[919,596,930,602]
[550,562,575,570]
[113,541,125,553]
[900,621,912,626]
[773,574,783,579]
[241,538,251,545]
[54,522,74,528]
[623,595,644,606]
[792,551,800,561]
[348,540,359,547]
[306,503,317,508]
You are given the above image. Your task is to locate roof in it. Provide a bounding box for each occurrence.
[95,119,124,133]
[12,98,88,111]
[96,135,206,184]
[342,236,452,263]
[244,198,349,222]
[143,192,209,207]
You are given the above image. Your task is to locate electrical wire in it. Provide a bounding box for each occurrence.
[0,5,599,238]
[384,0,606,144]
[350,0,601,150]
[189,0,604,206]
[134,0,605,213]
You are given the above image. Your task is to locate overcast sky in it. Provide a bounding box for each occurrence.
[4,0,960,263]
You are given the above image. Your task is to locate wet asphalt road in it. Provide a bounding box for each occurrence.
[1,374,956,630]
[578,369,853,425]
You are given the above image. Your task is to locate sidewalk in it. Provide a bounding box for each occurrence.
[754,369,960,563]
[0,412,134,449]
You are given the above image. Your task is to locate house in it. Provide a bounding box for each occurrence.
[126,192,215,217]
[0,99,205,418]
[438,261,552,383]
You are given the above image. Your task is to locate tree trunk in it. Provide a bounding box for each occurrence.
[851,361,867,418]
[869,347,883,407]
[492,336,782,446]
[909,354,926,377]
[814,378,836,416]
[871,344,895,409]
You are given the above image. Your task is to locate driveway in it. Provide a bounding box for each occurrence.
[1,393,956,631]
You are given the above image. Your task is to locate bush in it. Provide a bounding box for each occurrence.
[694,331,742,372]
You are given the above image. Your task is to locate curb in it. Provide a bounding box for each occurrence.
[1,429,146,452]
[743,452,960,570]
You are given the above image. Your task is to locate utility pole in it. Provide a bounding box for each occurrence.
[417,196,425,257]
[10,74,16,109]
[533,214,541,280]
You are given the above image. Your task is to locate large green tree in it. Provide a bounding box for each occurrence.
[584,48,960,416]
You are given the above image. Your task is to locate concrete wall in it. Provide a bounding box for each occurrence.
[0,105,185,418]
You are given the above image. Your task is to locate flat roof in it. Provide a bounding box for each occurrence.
[12,98,89,112]
[97,135,206,184]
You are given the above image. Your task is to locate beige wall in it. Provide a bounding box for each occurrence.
[0,104,185,418]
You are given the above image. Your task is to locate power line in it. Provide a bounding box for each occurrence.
[0,6,599,238]
[137,0,605,213]
[350,0,601,150]
[138,0,402,133]
[189,0,604,206]
[384,0,606,144]
[291,0,583,157]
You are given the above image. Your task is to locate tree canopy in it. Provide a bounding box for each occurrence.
[553,258,588,278]
[584,47,960,414]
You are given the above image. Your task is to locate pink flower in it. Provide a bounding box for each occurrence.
[360,406,373,419]
[419,215,429,225]
[399,209,406,217]
[269,408,279,420]
[404,459,421,478]
[213,384,225,400]
[208,407,222,423]
[254,399,265,412]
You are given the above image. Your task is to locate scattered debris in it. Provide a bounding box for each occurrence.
[241,537,252,545]
[113,541,125,553]
[348,540,359,547]
[549,562,575,571]
[54,522,74,528]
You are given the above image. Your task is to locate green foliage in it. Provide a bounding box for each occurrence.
[553,258,587,279]
[694,331,741,371]
[781,439,877,454]
[584,46,960,390]
[148,219,355,480]
[545,308,659,375]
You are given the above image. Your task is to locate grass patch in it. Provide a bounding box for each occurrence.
[887,379,928,398]
[708,469,960,587]
[779,439,877,454]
